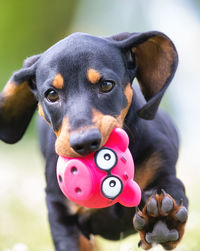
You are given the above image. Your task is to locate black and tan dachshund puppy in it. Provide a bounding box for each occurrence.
[0,31,188,250]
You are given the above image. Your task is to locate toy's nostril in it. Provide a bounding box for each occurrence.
[75,187,82,194]
[71,166,78,174]
[58,175,63,183]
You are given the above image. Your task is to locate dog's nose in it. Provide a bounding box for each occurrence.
[69,128,101,155]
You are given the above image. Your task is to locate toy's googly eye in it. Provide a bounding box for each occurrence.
[102,176,122,199]
[95,148,117,171]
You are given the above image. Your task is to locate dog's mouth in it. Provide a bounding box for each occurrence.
[54,110,124,158]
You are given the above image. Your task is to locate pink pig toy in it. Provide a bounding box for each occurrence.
[56,128,141,208]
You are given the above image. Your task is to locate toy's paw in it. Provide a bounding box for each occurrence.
[133,190,188,250]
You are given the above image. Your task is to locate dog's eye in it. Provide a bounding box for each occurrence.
[45,89,59,102]
[95,148,117,171]
[99,81,115,93]
[101,176,122,199]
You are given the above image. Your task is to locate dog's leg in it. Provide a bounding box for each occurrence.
[38,118,82,250]
[45,152,82,251]
[133,175,188,250]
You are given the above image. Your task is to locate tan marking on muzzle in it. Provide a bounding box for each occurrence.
[54,117,97,157]
[55,110,123,157]
[52,73,64,89]
[87,68,101,84]
[92,84,133,148]
[92,109,122,148]
[55,116,72,156]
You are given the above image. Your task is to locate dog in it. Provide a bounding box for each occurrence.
[0,31,188,250]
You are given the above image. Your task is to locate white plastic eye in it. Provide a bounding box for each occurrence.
[95,148,117,171]
[102,176,122,199]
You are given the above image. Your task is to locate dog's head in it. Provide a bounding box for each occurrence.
[0,31,178,157]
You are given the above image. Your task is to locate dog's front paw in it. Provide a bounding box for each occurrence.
[133,190,188,250]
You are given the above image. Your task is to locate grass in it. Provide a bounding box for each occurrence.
[0,138,200,251]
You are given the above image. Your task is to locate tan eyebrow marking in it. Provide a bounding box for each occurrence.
[87,68,101,84]
[52,73,64,89]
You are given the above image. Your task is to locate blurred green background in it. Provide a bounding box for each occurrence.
[0,0,200,250]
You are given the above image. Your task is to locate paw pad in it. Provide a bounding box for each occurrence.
[133,190,188,250]
[145,220,179,244]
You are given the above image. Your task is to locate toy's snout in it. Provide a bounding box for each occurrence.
[57,157,94,202]
[57,128,142,208]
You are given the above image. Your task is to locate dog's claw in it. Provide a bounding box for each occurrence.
[152,189,157,196]
[161,188,167,195]
[161,192,173,215]
[179,199,183,206]
[135,207,140,213]
[176,206,188,223]
[138,240,142,247]
[138,240,149,250]
[146,197,158,216]
[145,221,179,244]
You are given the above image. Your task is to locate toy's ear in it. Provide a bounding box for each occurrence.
[106,128,129,152]
[109,31,178,119]
[118,180,141,207]
[0,54,41,143]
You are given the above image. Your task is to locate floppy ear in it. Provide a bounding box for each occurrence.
[0,54,40,143]
[109,31,178,119]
